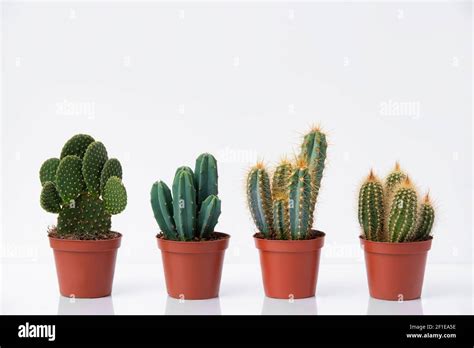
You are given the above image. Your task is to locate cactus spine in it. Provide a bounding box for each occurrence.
[358,163,435,242]
[150,154,222,241]
[246,127,328,240]
[358,171,385,241]
[246,163,274,238]
[39,134,127,238]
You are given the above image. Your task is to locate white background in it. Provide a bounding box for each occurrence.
[1,1,472,314]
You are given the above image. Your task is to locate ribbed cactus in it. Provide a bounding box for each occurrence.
[39,134,127,238]
[246,163,274,238]
[358,171,385,241]
[358,163,435,242]
[150,153,222,241]
[246,127,328,240]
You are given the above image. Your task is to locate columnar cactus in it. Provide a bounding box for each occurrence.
[358,163,435,242]
[39,134,127,239]
[246,127,328,240]
[150,153,221,241]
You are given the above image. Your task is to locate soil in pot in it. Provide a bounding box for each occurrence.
[360,236,432,301]
[157,232,230,300]
[254,230,325,299]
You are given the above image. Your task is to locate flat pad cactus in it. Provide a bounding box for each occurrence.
[60,134,95,159]
[55,155,86,203]
[83,141,108,196]
[39,158,60,185]
[103,176,127,215]
[100,158,123,195]
[40,181,62,213]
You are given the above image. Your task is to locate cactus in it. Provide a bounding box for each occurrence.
[272,197,290,240]
[246,163,273,238]
[288,160,313,239]
[413,193,435,241]
[150,153,222,241]
[387,178,418,242]
[150,181,177,240]
[272,159,293,199]
[245,127,328,240]
[197,195,221,239]
[357,164,435,243]
[172,169,197,241]
[358,171,385,241]
[385,162,407,195]
[39,134,127,239]
[195,153,218,208]
[299,127,327,212]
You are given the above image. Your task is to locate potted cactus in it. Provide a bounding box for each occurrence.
[151,153,229,300]
[40,134,127,298]
[246,127,327,299]
[358,163,435,301]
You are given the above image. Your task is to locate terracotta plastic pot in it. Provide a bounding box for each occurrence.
[360,236,432,301]
[157,232,230,300]
[254,230,325,299]
[49,234,121,298]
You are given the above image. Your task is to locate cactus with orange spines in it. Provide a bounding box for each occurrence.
[358,163,435,242]
[246,127,328,240]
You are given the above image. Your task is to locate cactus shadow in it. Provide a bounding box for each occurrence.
[57,295,115,315]
[165,296,222,315]
[261,297,318,315]
[367,297,424,315]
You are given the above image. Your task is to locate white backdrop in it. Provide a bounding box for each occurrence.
[1,1,472,309]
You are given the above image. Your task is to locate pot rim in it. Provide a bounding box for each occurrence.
[254,230,325,253]
[157,231,230,253]
[359,235,432,255]
[49,232,122,252]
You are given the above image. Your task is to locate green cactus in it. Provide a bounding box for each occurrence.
[387,178,418,242]
[82,141,108,196]
[100,158,122,195]
[357,165,434,243]
[195,153,218,208]
[246,163,274,238]
[39,134,127,239]
[272,197,290,240]
[412,194,435,241]
[55,155,86,204]
[272,159,293,199]
[358,171,385,241]
[39,158,60,185]
[385,162,407,195]
[172,169,197,241]
[288,161,313,240]
[299,127,327,211]
[40,181,62,213]
[197,195,221,239]
[57,193,111,237]
[245,127,328,240]
[150,181,177,240]
[150,154,222,241]
[103,176,127,215]
[60,134,95,159]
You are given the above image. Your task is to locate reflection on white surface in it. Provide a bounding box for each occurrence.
[57,296,115,315]
[165,296,222,315]
[367,297,424,315]
[261,297,318,315]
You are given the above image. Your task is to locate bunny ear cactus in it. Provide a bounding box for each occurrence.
[246,127,328,240]
[358,163,435,243]
[150,153,222,241]
[39,134,127,239]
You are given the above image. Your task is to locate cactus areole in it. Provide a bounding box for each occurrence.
[40,134,126,298]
